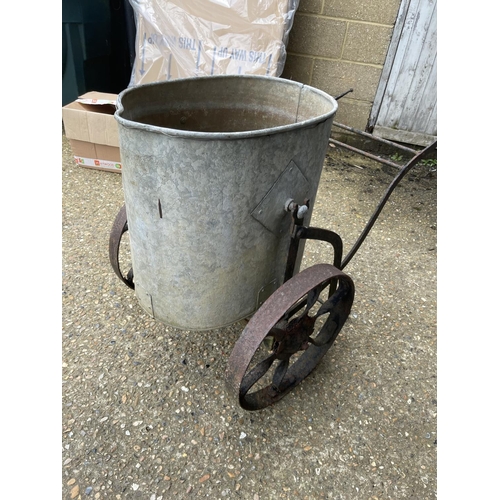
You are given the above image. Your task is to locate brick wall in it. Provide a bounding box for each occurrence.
[283,0,401,139]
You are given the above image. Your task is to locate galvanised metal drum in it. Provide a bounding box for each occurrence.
[114,75,337,330]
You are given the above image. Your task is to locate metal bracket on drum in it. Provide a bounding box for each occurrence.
[284,225,343,283]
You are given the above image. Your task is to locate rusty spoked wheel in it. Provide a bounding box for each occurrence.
[226,264,355,411]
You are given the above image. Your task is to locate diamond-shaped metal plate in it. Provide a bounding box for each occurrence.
[251,160,310,236]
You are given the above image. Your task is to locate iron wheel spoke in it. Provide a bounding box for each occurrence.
[283,297,307,321]
[301,281,330,318]
[271,357,290,391]
[314,280,350,318]
[240,352,277,395]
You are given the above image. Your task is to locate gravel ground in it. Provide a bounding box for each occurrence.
[62,132,437,500]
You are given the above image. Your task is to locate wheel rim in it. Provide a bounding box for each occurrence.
[225,264,355,411]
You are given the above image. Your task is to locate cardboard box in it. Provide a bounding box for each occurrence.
[62,91,122,173]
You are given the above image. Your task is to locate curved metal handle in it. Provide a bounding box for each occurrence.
[340,140,437,270]
[109,204,135,290]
